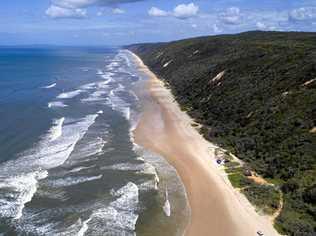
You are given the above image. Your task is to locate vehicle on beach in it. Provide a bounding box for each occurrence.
[257,230,264,236]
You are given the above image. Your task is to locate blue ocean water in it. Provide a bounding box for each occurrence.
[0,47,189,235]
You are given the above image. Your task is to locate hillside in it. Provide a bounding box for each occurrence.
[127,31,316,235]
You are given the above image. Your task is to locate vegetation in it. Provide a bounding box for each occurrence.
[224,159,281,216]
[242,184,280,215]
[127,31,316,235]
[227,173,250,188]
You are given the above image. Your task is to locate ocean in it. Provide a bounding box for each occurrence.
[0,47,189,236]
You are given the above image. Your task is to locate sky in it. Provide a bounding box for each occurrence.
[0,0,316,46]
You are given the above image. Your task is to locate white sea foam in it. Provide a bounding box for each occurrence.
[70,137,106,161]
[1,114,99,172]
[101,72,114,80]
[34,114,99,169]
[107,87,131,120]
[136,157,145,162]
[117,50,132,68]
[101,163,144,172]
[48,117,65,142]
[102,162,159,191]
[57,90,82,99]
[96,69,104,75]
[0,113,100,220]
[73,182,139,235]
[138,180,158,191]
[42,83,57,89]
[80,83,96,90]
[15,218,59,236]
[97,182,139,233]
[47,175,102,188]
[109,62,119,68]
[97,79,111,89]
[163,189,171,217]
[77,218,91,236]
[0,170,48,219]
[81,90,107,103]
[129,91,139,101]
[69,165,96,173]
[48,101,68,108]
[106,60,121,71]
[81,67,90,72]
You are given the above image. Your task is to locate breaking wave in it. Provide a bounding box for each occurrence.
[48,117,65,142]
[46,175,103,188]
[79,182,139,235]
[48,101,68,108]
[57,90,83,99]
[107,86,131,120]
[0,171,48,220]
[0,113,100,220]
[163,189,171,217]
[42,83,56,89]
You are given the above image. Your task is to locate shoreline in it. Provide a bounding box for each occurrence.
[130,51,280,236]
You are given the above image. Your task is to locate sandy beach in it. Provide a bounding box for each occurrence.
[131,52,280,236]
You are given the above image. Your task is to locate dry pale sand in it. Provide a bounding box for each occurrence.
[131,52,280,236]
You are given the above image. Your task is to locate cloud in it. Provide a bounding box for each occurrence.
[212,24,222,33]
[289,7,316,21]
[52,0,97,9]
[112,8,125,14]
[173,3,199,19]
[256,21,277,30]
[220,7,242,25]
[46,5,87,19]
[47,0,141,19]
[148,3,199,19]
[51,0,144,8]
[148,7,168,17]
[256,22,267,30]
[191,24,197,28]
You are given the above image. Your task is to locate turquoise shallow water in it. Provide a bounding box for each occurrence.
[0,47,189,236]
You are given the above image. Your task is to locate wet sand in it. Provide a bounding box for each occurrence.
[131,52,279,236]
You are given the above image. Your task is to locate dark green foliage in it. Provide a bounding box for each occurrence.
[225,166,243,174]
[224,160,240,168]
[228,173,252,188]
[242,184,280,215]
[303,184,316,204]
[127,31,316,235]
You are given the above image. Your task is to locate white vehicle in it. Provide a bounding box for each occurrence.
[257,231,264,236]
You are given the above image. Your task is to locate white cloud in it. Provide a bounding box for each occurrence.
[212,24,221,33]
[148,3,199,19]
[256,21,277,31]
[52,0,97,9]
[112,8,125,14]
[46,0,141,19]
[256,22,266,30]
[173,3,199,19]
[289,7,316,21]
[148,7,168,17]
[46,5,87,19]
[51,0,143,8]
[220,7,242,25]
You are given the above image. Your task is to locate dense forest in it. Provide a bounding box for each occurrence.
[127,31,316,235]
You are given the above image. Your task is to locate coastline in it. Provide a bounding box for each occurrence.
[130,51,280,236]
